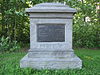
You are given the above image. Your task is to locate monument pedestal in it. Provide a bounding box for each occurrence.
[20,3,82,69]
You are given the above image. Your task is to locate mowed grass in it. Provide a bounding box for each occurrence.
[0,49,100,75]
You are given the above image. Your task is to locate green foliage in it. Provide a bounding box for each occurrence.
[0,0,100,48]
[0,49,100,75]
[68,0,100,48]
[0,36,21,52]
[0,0,30,43]
[73,22,100,48]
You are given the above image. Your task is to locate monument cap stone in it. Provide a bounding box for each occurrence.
[26,3,77,13]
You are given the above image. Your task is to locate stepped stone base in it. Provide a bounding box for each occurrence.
[20,53,82,69]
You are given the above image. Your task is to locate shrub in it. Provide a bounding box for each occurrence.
[0,36,21,52]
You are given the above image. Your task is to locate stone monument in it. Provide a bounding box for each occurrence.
[20,3,82,69]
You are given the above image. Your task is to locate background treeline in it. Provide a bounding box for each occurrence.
[0,0,100,50]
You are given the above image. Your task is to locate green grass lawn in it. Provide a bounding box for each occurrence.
[0,49,100,75]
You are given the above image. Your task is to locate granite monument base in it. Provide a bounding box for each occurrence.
[20,49,82,69]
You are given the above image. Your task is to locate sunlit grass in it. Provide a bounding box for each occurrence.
[0,49,100,75]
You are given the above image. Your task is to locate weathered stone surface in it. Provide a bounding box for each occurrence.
[20,54,82,69]
[28,50,75,58]
[20,3,82,69]
[26,3,77,13]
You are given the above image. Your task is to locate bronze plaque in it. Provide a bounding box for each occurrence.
[37,24,65,42]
